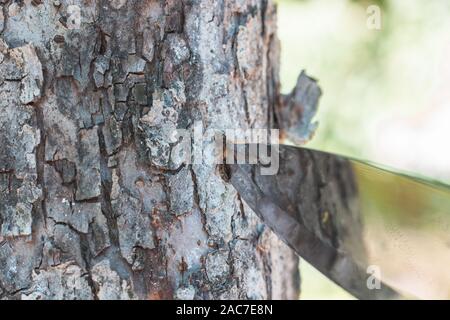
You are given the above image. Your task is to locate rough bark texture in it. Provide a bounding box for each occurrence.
[0,0,301,299]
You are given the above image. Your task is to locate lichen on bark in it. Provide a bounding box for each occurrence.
[0,0,303,300]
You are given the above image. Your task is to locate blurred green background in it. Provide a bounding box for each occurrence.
[276,0,450,299]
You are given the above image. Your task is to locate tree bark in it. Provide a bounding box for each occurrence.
[0,0,302,299]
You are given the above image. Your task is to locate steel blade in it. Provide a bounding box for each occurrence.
[228,145,450,299]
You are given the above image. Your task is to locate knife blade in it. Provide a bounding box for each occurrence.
[227,144,450,299]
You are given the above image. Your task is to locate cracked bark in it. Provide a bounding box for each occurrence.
[0,0,306,300]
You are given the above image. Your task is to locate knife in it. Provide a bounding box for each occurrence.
[227,144,450,300]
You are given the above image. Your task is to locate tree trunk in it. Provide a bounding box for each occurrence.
[0,0,301,299]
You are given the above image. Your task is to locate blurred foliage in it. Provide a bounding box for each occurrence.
[299,260,356,300]
[349,0,389,9]
[277,0,450,300]
[277,0,450,159]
